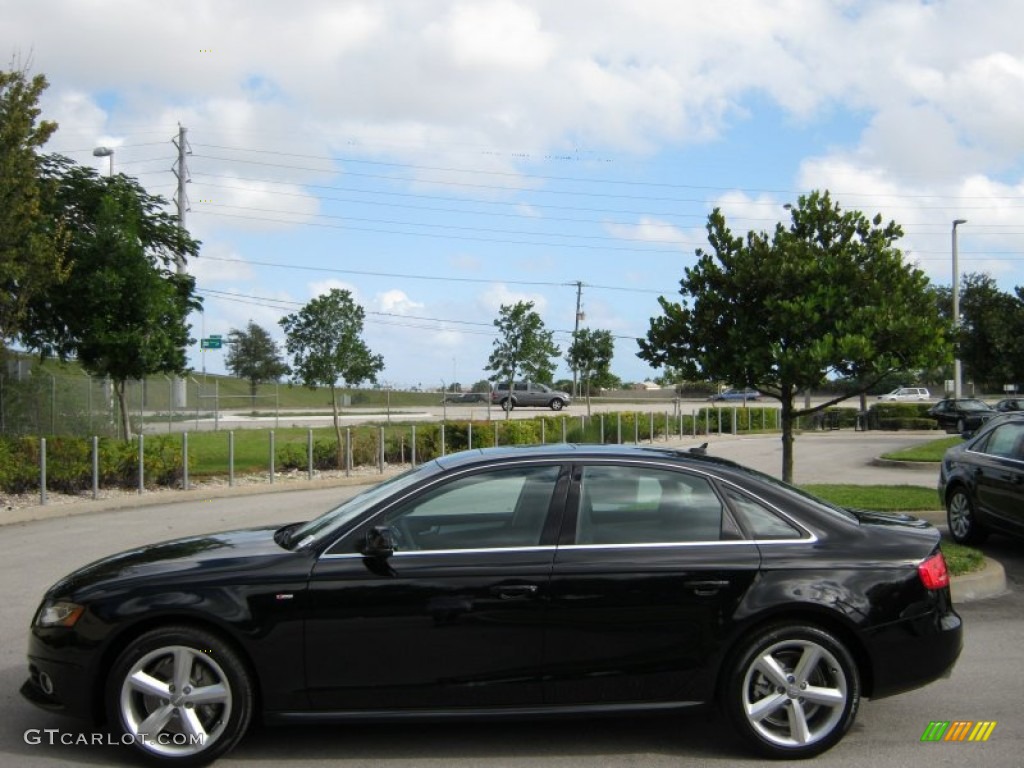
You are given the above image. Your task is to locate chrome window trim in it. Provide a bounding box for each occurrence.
[320,545,557,560]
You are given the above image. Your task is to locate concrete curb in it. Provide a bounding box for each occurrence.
[870,458,940,471]
[951,557,1007,603]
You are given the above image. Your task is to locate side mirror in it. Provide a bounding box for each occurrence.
[363,525,398,557]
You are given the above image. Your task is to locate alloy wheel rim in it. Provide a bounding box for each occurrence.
[119,645,232,757]
[742,638,848,748]
[949,493,971,539]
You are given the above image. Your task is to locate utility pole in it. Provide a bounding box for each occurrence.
[571,281,584,397]
[171,124,191,408]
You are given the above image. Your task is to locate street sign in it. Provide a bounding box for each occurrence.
[210,334,222,339]
[200,338,222,350]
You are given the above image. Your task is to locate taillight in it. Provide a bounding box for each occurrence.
[918,551,950,590]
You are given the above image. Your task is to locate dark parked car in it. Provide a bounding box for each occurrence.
[23,445,961,764]
[938,413,1024,544]
[443,392,488,404]
[994,397,1023,412]
[926,398,996,433]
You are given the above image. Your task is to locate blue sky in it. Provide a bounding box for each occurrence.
[6,0,1024,389]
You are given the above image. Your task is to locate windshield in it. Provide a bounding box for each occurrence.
[959,399,991,412]
[287,461,443,549]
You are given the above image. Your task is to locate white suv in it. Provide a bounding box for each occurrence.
[877,387,930,401]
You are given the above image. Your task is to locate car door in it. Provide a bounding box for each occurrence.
[970,422,1024,533]
[545,461,761,706]
[304,462,568,711]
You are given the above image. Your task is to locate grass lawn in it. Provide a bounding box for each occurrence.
[879,436,962,462]
[801,484,939,511]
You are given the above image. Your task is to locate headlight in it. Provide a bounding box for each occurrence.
[35,600,84,628]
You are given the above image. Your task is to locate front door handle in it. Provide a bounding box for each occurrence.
[684,579,730,596]
[491,584,539,600]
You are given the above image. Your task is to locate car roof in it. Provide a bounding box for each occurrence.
[433,442,749,475]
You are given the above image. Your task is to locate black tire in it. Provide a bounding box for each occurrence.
[501,398,514,411]
[947,486,988,545]
[549,399,564,411]
[106,626,253,766]
[724,623,860,759]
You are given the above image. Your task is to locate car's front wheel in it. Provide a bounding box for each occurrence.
[500,398,514,411]
[724,623,860,759]
[549,399,565,411]
[107,626,253,766]
[947,487,988,545]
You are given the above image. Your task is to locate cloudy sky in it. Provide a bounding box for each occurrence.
[5,0,1024,389]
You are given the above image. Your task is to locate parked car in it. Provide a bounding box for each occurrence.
[994,397,1023,412]
[709,387,761,402]
[23,444,961,764]
[877,387,930,401]
[443,392,488,404]
[491,381,571,411]
[926,398,997,434]
[938,412,1024,544]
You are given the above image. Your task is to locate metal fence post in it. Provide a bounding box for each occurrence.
[269,430,275,484]
[649,412,654,443]
[617,412,622,444]
[439,424,445,457]
[138,434,145,495]
[40,437,47,506]
[541,419,545,444]
[346,427,352,476]
[411,425,417,467]
[183,432,189,490]
[494,422,498,447]
[308,429,314,480]
[378,426,385,473]
[733,407,738,435]
[92,436,99,499]
[228,431,235,487]
[468,422,473,450]
[561,417,566,443]
[634,414,639,445]
[600,413,605,444]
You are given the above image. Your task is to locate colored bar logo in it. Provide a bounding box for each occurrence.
[921,721,996,742]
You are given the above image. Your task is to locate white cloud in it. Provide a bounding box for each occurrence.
[478,283,548,315]
[307,279,361,301]
[374,289,424,315]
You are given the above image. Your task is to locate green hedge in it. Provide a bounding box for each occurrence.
[0,435,186,494]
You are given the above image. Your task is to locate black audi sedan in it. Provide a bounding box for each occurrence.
[22,444,961,765]
[927,397,996,434]
[939,412,1024,544]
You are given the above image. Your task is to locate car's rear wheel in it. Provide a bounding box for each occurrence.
[947,487,988,544]
[724,624,860,759]
[549,399,564,411]
[107,626,253,766]
[501,398,513,411]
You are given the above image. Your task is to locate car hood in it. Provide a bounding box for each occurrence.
[48,525,297,598]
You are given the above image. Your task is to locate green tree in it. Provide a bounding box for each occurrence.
[23,178,200,439]
[279,289,384,467]
[225,321,290,409]
[485,301,560,419]
[0,66,66,345]
[934,273,1022,391]
[567,328,614,415]
[639,191,948,482]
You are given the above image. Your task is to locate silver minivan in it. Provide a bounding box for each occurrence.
[877,387,930,401]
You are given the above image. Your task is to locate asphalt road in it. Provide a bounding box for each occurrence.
[2,433,1021,768]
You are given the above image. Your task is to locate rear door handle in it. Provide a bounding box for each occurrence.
[491,584,539,600]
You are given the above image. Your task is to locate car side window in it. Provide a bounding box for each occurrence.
[722,487,802,539]
[380,465,560,551]
[976,423,1024,460]
[576,465,723,545]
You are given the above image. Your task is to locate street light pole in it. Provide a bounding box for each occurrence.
[952,219,967,399]
[92,146,114,176]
